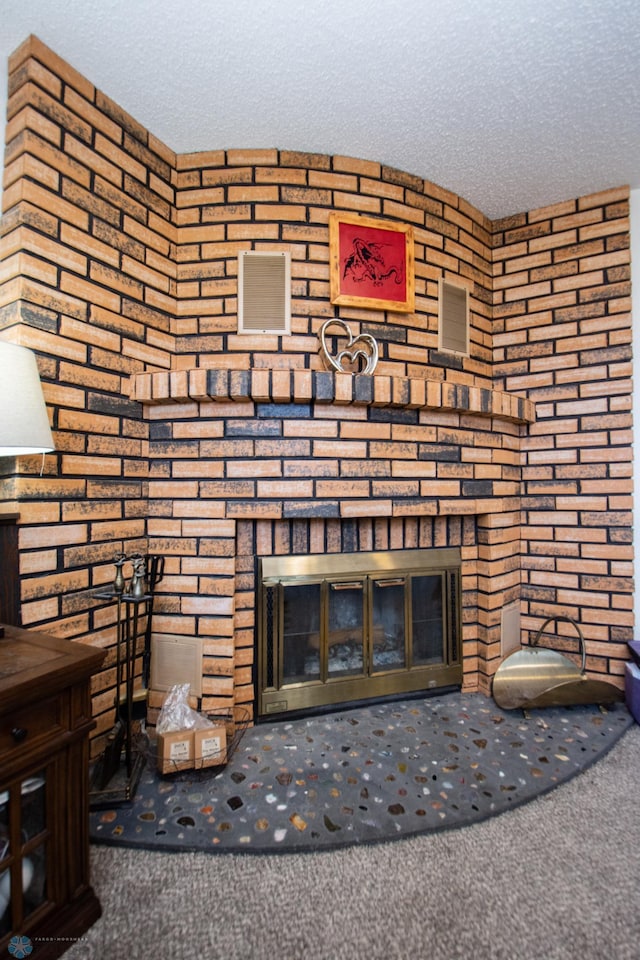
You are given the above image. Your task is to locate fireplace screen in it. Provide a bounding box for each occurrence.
[258,548,462,718]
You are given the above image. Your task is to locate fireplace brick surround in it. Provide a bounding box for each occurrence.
[132,365,534,718]
[0,37,633,752]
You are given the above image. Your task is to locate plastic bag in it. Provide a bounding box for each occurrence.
[156,683,214,734]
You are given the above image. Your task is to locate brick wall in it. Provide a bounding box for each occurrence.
[493,195,633,678]
[0,37,632,747]
[0,37,175,740]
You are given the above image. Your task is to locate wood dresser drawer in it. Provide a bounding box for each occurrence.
[0,694,68,758]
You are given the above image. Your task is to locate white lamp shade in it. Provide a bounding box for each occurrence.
[0,342,55,456]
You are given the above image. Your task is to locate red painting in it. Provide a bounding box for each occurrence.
[329,213,414,312]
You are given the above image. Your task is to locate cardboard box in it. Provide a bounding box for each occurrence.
[194,725,227,769]
[157,730,194,774]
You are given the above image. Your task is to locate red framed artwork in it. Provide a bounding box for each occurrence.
[329,212,415,312]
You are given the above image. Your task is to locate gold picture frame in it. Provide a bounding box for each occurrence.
[329,212,415,313]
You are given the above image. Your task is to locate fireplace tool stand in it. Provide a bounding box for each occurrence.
[90,554,164,808]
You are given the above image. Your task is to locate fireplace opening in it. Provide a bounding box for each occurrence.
[257,548,462,719]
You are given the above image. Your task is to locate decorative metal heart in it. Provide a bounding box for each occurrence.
[318,319,379,375]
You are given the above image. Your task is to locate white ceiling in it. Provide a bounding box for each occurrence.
[1,0,640,220]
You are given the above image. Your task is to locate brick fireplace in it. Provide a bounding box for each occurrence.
[0,37,633,751]
[130,364,535,722]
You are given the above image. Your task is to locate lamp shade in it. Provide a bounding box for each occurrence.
[0,342,55,456]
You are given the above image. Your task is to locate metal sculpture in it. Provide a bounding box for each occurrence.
[318,318,379,375]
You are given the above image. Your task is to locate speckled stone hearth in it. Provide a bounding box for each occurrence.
[90,692,632,854]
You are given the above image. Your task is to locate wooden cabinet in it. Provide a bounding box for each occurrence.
[0,625,105,959]
[0,515,20,627]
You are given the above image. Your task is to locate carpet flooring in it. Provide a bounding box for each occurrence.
[89,691,632,854]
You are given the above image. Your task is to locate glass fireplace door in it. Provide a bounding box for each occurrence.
[327,581,365,680]
[411,574,445,666]
[258,548,462,718]
[280,579,366,685]
[371,578,407,673]
[282,582,321,685]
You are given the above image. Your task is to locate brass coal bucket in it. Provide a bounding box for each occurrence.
[492,615,624,710]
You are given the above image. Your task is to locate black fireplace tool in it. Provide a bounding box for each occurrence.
[90,554,164,808]
[140,554,165,694]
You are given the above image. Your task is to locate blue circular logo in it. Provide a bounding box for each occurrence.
[8,935,33,958]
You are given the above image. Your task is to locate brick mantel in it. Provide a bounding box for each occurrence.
[130,368,536,424]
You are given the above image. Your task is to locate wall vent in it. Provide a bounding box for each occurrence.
[238,251,291,334]
[150,634,203,698]
[500,601,521,659]
[438,279,469,356]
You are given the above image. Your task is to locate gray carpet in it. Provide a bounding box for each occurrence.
[89,692,632,853]
[67,723,640,960]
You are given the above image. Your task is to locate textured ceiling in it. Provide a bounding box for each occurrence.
[2,0,640,220]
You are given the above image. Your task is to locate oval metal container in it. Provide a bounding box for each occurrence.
[492,615,624,710]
